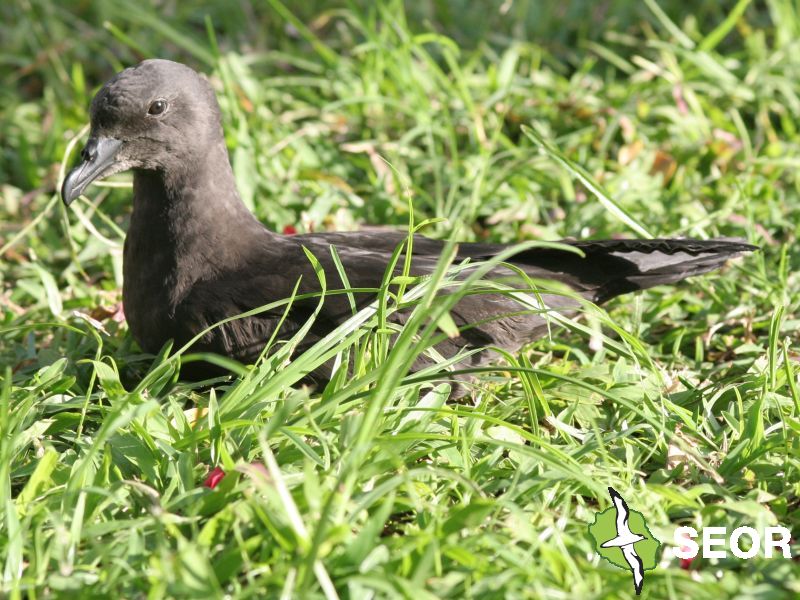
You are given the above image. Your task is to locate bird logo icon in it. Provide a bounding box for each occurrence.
[588,487,661,595]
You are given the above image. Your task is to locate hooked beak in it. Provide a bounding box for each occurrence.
[61,137,123,206]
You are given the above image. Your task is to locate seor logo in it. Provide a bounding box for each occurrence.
[588,487,661,595]
[675,526,793,559]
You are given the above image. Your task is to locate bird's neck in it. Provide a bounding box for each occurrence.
[130,144,265,259]
[137,144,251,224]
[125,143,268,306]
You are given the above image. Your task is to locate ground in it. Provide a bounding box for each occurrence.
[1,1,798,598]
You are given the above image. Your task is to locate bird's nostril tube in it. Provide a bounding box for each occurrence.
[81,139,99,162]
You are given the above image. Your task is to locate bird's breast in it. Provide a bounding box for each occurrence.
[122,233,181,353]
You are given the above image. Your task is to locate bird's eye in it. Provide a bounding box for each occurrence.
[148,99,168,115]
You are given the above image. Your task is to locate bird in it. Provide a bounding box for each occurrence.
[600,487,647,595]
[61,59,755,387]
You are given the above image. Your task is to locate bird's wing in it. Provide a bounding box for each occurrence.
[297,232,756,303]
[609,487,633,537]
[291,235,583,347]
[180,234,753,381]
[621,545,645,595]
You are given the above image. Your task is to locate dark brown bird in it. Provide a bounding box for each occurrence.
[61,59,754,384]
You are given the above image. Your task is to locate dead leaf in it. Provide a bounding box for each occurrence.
[667,426,724,484]
[650,150,677,184]
[618,140,643,166]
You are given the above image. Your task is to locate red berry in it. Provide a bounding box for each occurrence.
[203,466,225,489]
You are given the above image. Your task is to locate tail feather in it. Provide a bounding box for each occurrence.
[511,238,757,303]
[569,238,756,256]
[581,238,756,302]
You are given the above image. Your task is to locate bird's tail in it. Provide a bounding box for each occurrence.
[515,238,757,303]
[579,238,757,302]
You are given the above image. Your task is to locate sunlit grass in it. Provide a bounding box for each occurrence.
[1,0,798,598]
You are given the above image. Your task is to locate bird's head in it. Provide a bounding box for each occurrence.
[61,59,223,205]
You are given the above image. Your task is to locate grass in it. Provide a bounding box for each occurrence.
[1,0,799,597]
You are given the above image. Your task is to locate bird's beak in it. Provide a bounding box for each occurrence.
[61,136,123,206]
